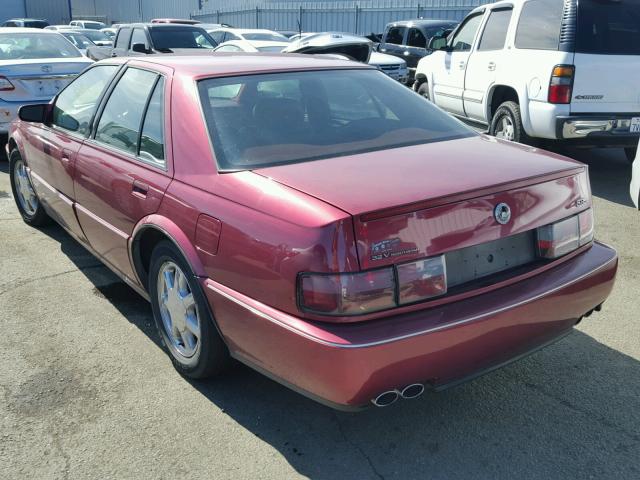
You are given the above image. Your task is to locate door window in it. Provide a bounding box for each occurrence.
[209,31,225,44]
[115,27,132,49]
[385,26,406,45]
[515,0,564,50]
[130,28,149,49]
[450,14,483,52]
[53,65,119,135]
[478,8,513,51]
[95,68,159,156]
[407,28,427,48]
[139,78,166,166]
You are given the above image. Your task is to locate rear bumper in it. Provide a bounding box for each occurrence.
[203,242,617,410]
[556,114,640,147]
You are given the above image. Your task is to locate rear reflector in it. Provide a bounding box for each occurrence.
[548,65,574,104]
[537,209,594,259]
[397,255,447,305]
[0,76,15,91]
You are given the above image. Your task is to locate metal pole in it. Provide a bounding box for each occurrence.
[23,0,28,17]
[299,5,303,34]
[417,4,422,19]
[355,4,359,34]
[217,10,220,24]
[256,6,259,28]
[67,0,73,22]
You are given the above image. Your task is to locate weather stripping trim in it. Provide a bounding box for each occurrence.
[205,251,616,349]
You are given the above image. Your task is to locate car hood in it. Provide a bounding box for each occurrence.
[369,51,406,67]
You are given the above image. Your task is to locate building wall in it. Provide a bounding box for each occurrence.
[26,0,71,24]
[1,0,26,24]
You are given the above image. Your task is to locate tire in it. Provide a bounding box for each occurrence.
[624,147,637,164]
[9,148,51,226]
[149,240,229,379]
[417,82,430,101]
[489,101,533,145]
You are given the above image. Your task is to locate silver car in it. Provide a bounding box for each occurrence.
[0,28,93,143]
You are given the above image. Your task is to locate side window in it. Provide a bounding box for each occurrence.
[385,26,406,45]
[450,14,484,52]
[217,45,241,52]
[115,27,132,49]
[478,8,513,51]
[95,68,158,156]
[515,0,564,50]
[130,28,149,49]
[53,65,118,135]
[226,32,239,41]
[139,78,165,166]
[407,28,427,48]
[210,31,225,44]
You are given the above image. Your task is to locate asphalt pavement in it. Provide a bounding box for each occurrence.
[0,145,638,479]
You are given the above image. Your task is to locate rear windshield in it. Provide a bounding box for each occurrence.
[0,33,81,60]
[149,28,216,49]
[24,21,49,29]
[83,22,105,30]
[577,0,640,55]
[243,32,288,41]
[198,69,473,170]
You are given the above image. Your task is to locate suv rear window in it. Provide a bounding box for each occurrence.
[515,0,564,50]
[198,69,473,170]
[577,0,640,55]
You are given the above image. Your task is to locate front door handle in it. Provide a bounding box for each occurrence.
[458,61,466,69]
[132,180,149,198]
[488,62,496,71]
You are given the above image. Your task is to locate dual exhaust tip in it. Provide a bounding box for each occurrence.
[371,383,425,407]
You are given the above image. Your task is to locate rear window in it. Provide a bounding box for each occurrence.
[243,33,287,41]
[24,21,49,29]
[385,26,406,45]
[149,28,216,49]
[515,0,564,50]
[198,69,473,170]
[0,33,81,60]
[577,0,640,55]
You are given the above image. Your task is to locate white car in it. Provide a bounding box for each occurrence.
[632,139,640,209]
[0,28,93,145]
[414,0,640,161]
[59,31,96,56]
[207,28,289,45]
[214,39,289,53]
[69,20,106,30]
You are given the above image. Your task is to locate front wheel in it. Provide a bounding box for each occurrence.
[149,240,229,379]
[489,101,532,145]
[416,82,430,101]
[9,149,51,226]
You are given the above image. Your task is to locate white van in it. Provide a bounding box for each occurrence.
[414,0,640,161]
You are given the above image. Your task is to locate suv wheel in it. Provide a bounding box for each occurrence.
[416,82,430,101]
[490,101,532,145]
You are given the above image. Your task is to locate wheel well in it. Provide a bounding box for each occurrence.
[489,86,519,120]
[132,227,170,291]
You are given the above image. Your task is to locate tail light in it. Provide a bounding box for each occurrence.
[548,65,574,104]
[537,208,594,259]
[0,76,15,91]
[298,255,447,315]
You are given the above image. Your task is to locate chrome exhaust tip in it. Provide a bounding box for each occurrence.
[372,390,400,407]
[400,383,425,399]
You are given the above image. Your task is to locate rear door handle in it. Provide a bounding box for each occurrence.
[488,62,496,71]
[132,180,149,198]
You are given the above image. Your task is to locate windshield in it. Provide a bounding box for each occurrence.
[198,69,473,170]
[150,28,217,49]
[243,32,288,41]
[0,33,82,60]
[256,45,286,52]
[62,33,95,49]
[24,20,49,29]
[82,30,110,42]
[577,0,640,55]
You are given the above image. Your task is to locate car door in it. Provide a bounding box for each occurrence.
[379,25,407,60]
[431,12,484,116]
[73,64,173,284]
[111,26,132,57]
[23,64,120,240]
[463,7,513,122]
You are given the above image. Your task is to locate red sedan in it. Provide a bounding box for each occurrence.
[6,55,617,410]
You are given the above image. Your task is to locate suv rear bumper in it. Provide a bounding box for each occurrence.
[556,114,640,147]
[202,242,617,410]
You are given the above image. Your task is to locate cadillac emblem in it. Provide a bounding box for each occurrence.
[41,65,52,73]
[494,203,511,225]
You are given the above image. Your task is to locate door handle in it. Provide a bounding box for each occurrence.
[458,61,466,69]
[488,62,496,71]
[61,149,72,164]
[111,52,118,57]
[132,180,149,198]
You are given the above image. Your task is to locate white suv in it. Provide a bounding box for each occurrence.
[414,0,640,161]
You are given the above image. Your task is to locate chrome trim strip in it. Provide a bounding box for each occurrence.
[206,252,617,349]
[75,202,129,239]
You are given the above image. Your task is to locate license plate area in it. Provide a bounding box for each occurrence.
[445,231,536,288]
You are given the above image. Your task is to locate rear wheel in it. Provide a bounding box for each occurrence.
[9,149,50,226]
[490,101,532,145]
[149,240,229,379]
[624,147,637,164]
[417,82,430,101]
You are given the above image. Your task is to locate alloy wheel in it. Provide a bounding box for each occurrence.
[495,116,515,141]
[14,160,38,216]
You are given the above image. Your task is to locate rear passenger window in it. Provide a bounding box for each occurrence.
[95,68,159,156]
[139,78,165,166]
[115,27,132,49]
[385,27,406,45]
[478,8,513,51]
[407,28,427,48]
[515,0,564,50]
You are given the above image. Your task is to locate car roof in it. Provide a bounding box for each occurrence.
[387,19,458,27]
[128,23,207,29]
[106,53,371,77]
[5,18,47,22]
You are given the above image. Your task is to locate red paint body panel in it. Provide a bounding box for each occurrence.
[9,55,619,409]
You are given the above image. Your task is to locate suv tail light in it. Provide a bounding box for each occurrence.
[537,209,594,259]
[0,76,15,91]
[548,65,574,104]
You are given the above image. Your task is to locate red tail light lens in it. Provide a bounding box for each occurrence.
[0,76,15,91]
[537,209,594,259]
[548,65,574,104]
[397,256,447,305]
[299,268,396,315]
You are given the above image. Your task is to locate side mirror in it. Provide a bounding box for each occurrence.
[428,35,449,51]
[18,104,49,123]
[131,42,149,54]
